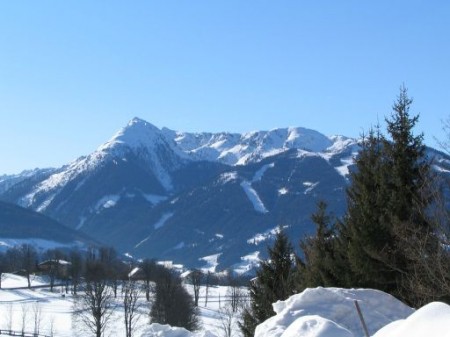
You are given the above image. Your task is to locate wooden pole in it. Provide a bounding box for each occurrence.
[354,300,370,337]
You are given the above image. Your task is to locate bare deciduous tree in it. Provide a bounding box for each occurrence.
[188,269,203,307]
[226,273,244,313]
[48,316,56,337]
[139,258,156,301]
[0,252,6,289]
[70,250,83,295]
[20,244,37,289]
[74,260,114,337]
[20,303,28,335]
[5,303,14,331]
[218,304,240,337]
[204,271,211,307]
[32,301,43,335]
[123,279,142,337]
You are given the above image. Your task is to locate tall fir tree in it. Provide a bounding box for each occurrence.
[344,127,397,290]
[383,86,435,304]
[384,85,429,227]
[300,201,346,288]
[341,86,433,304]
[240,230,294,337]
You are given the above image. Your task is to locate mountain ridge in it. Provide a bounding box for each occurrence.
[1,117,447,272]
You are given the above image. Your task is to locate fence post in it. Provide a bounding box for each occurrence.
[354,300,370,337]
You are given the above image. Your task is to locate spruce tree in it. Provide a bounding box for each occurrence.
[341,86,433,304]
[383,86,434,303]
[344,127,397,290]
[384,85,429,227]
[240,230,294,337]
[300,201,344,287]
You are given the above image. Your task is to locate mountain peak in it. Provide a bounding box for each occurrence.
[124,117,160,133]
[98,117,162,153]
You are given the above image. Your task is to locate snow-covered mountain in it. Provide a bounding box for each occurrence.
[1,117,447,272]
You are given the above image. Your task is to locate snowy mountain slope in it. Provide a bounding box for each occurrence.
[0,168,56,194]
[1,118,355,216]
[1,117,448,272]
[128,149,348,269]
[163,126,335,165]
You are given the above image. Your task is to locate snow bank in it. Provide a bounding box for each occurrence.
[281,315,352,337]
[373,301,450,337]
[140,323,216,337]
[255,287,413,337]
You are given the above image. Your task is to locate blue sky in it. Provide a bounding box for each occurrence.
[1,1,449,174]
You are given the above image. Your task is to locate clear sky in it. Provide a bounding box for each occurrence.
[1,1,449,174]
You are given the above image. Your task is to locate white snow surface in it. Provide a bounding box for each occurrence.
[247,226,285,245]
[217,171,238,184]
[0,274,445,337]
[303,181,319,194]
[95,194,121,211]
[142,193,168,205]
[0,273,240,337]
[278,187,288,195]
[169,126,335,165]
[280,315,353,337]
[199,253,221,273]
[0,238,83,253]
[373,301,450,337]
[141,323,208,337]
[252,163,275,182]
[232,251,261,275]
[255,287,414,337]
[153,212,174,230]
[240,181,268,213]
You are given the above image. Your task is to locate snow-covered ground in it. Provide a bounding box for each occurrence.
[0,273,245,337]
[254,287,450,337]
[1,274,449,337]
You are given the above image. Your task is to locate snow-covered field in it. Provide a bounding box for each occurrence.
[1,274,449,337]
[0,273,245,337]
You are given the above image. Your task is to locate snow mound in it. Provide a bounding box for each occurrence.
[255,287,413,337]
[140,323,216,337]
[281,315,352,337]
[373,301,450,337]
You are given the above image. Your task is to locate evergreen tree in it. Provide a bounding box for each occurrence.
[384,86,430,230]
[341,86,434,304]
[300,201,348,288]
[344,128,397,290]
[383,86,436,304]
[240,230,294,337]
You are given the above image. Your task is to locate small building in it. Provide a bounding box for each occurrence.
[38,259,71,278]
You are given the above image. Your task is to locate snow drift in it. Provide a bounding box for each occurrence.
[254,287,414,337]
[373,301,450,337]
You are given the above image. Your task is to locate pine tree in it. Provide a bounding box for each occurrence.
[240,230,294,337]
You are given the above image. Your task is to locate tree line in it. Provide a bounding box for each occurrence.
[240,86,450,336]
